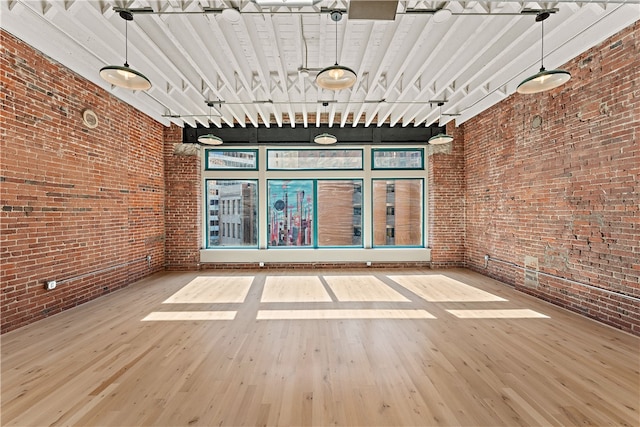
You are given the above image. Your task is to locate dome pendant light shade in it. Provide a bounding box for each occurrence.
[314,133,338,145]
[198,101,223,145]
[316,64,357,90]
[99,64,151,90]
[428,102,453,145]
[100,11,151,91]
[517,12,570,94]
[516,68,571,94]
[198,134,223,145]
[316,10,356,91]
[428,133,454,145]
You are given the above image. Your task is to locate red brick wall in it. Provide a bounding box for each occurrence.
[164,130,202,270]
[463,22,639,334]
[0,30,165,333]
[428,124,466,267]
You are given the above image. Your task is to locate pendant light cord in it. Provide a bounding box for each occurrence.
[124,20,129,67]
[540,19,545,71]
[334,15,338,66]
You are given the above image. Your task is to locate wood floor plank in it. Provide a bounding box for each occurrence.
[1,269,638,426]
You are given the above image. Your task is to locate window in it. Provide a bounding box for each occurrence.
[317,180,362,246]
[267,179,364,248]
[206,180,258,247]
[372,148,424,170]
[372,179,423,247]
[204,148,425,251]
[268,180,314,247]
[206,149,258,170]
[267,149,363,170]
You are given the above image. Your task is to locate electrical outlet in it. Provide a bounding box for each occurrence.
[46,280,57,290]
[259,262,265,267]
[366,261,372,267]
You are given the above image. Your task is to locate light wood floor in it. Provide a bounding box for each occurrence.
[2,269,638,426]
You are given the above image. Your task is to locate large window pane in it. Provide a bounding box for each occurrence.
[268,180,314,247]
[206,180,258,247]
[317,180,363,247]
[372,179,423,246]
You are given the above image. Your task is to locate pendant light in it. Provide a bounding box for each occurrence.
[315,11,357,91]
[517,12,571,94]
[428,102,454,145]
[314,102,337,144]
[100,11,151,90]
[198,101,223,145]
[314,133,337,145]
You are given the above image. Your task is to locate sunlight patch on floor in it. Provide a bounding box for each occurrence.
[389,275,507,302]
[256,309,435,320]
[142,311,237,321]
[262,276,332,302]
[446,309,549,319]
[163,276,253,304]
[324,275,410,302]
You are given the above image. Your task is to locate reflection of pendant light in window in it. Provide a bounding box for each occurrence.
[99,11,151,91]
[517,12,571,94]
[315,11,357,91]
[314,102,337,144]
[428,102,454,145]
[198,101,223,145]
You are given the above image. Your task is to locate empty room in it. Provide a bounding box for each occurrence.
[1,1,638,426]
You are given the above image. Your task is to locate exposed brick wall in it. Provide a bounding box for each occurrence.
[428,124,466,267]
[164,133,202,270]
[463,22,639,334]
[0,30,165,333]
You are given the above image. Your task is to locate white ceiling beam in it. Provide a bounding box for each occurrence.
[339,20,376,127]
[263,14,297,127]
[351,19,405,126]
[237,15,273,127]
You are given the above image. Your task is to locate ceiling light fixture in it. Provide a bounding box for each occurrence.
[315,11,357,91]
[198,101,223,145]
[428,102,454,145]
[314,102,337,144]
[517,12,571,94]
[198,134,223,145]
[314,133,338,145]
[99,11,151,91]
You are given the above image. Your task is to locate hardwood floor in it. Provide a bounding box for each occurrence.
[2,269,638,426]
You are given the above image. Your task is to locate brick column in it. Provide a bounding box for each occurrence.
[427,124,466,267]
[164,125,202,270]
